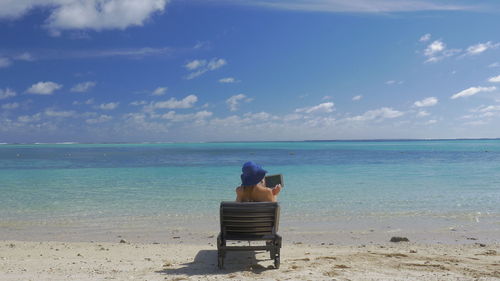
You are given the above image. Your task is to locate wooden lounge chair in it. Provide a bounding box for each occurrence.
[217,201,282,269]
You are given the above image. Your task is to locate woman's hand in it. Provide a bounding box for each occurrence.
[271,184,282,196]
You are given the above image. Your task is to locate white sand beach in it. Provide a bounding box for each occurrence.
[1,240,499,281]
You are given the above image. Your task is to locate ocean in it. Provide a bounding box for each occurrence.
[1,140,499,242]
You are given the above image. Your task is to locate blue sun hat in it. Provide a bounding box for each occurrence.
[241,161,267,186]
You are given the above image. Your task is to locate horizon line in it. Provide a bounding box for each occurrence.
[1,137,500,145]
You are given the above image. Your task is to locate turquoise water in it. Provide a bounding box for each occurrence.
[1,140,499,231]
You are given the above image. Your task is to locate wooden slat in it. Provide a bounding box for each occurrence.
[223,219,274,224]
[224,234,276,240]
[224,211,274,216]
[226,229,272,235]
[222,206,276,212]
[226,226,273,232]
[223,217,274,221]
[225,222,273,227]
[221,202,277,207]
[223,213,274,218]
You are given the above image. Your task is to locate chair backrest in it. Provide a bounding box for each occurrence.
[220,202,280,238]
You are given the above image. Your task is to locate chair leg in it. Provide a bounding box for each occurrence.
[274,254,280,269]
[217,234,225,269]
[274,245,281,269]
[274,236,282,269]
[267,241,275,259]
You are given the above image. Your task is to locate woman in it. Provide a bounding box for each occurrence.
[235,161,282,202]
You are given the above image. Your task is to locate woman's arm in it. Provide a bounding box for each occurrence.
[271,184,282,196]
[235,186,243,202]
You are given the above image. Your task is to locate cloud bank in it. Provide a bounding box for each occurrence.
[0,0,169,32]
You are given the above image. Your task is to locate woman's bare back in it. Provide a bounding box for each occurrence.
[235,184,278,202]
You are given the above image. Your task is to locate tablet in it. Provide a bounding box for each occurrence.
[265,174,284,188]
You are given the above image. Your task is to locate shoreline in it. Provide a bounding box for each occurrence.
[1,240,498,280]
[1,214,498,245]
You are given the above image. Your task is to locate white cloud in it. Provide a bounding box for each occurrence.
[130,100,147,106]
[207,58,226,70]
[419,33,431,42]
[14,52,35,61]
[295,102,335,114]
[219,77,239,84]
[17,113,41,123]
[152,95,198,109]
[464,104,500,121]
[283,113,302,121]
[0,0,168,32]
[414,97,438,107]
[44,108,76,117]
[1,102,19,110]
[0,88,17,100]
[121,112,170,133]
[0,57,12,68]
[70,81,96,92]
[225,0,472,13]
[26,81,62,95]
[185,58,227,80]
[193,41,209,50]
[160,110,213,122]
[424,40,445,56]
[54,47,171,59]
[451,86,496,99]
[226,94,252,111]
[488,62,500,68]
[68,31,92,39]
[475,105,500,113]
[422,39,461,63]
[385,80,403,85]
[73,98,95,105]
[488,75,500,83]
[464,120,488,126]
[471,105,500,118]
[347,107,404,121]
[185,59,206,70]
[243,112,274,121]
[98,102,119,110]
[152,87,167,96]
[193,110,213,119]
[352,95,363,101]
[72,99,89,105]
[478,108,496,116]
[416,110,430,117]
[86,114,112,124]
[466,41,500,56]
[0,1,35,19]
[426,119,437,125]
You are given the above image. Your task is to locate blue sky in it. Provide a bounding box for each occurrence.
[1,0,500,143]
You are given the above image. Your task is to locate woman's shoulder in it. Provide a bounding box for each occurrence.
[235,185,245,194]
